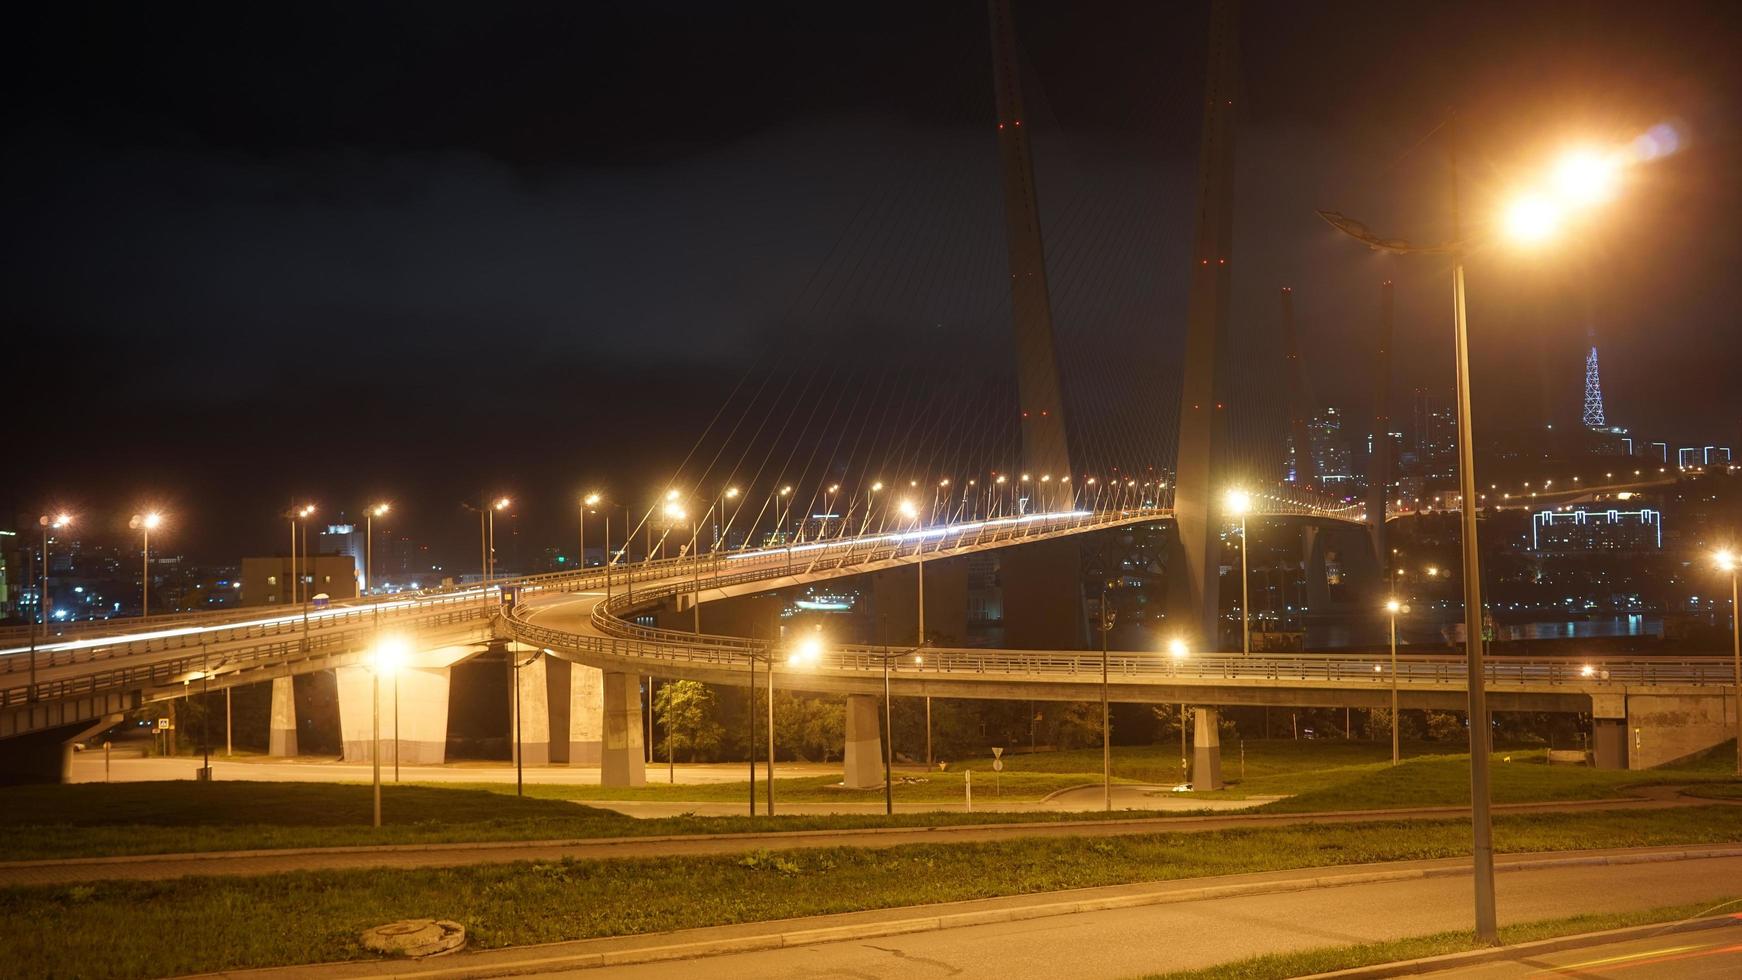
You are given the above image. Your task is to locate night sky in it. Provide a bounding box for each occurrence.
[6,1,1739,566]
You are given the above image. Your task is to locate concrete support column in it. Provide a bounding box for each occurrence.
[336,665,450,765]
[600,672,646,786]
[842,693,883,789]
[512,651,555,767]
[568,663,604,767]
[1192,707,1223,790]
[268,676,298,757]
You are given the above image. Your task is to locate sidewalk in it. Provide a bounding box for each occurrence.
[2,787,1721,887]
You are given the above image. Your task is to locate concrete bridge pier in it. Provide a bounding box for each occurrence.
[1193,707,1224,790]
[600,672,646,786]
[267,676,297,757]
[512,653,604,766]
[842,693,883,789]
[336,665,452,764]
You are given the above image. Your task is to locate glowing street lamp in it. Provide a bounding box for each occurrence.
[487,497,511,582]
[128,512,164,618]
[762,632,826,816]
[1319,136,1638,945]
[580,492,602,572]
[36,513,72,636]
[1385,598,1412,766]
[1717,550,1741,776]
[365,503,390,595]
[1165,636,1190,785]
[1224,488,1252,654]
[367,635,408,826]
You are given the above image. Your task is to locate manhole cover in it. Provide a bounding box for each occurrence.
[360,919,467,958]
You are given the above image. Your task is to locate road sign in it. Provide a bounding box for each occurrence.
[156,718,169,730]
[992,759,1003,772]
[991,747,1003,759]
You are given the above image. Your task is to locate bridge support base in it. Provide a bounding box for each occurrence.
[1193,707,1223,790]
[513,654,604,766]
[336,666,451,765]
[600,672,646,787]
[842,694,883,789]
[268,676,298,757]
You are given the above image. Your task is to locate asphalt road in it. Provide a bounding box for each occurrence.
[1420,923,1742,977]
[541,855,1742,980]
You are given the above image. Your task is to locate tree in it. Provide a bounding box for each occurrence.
[773,692,845,762]
[654,680,725,762]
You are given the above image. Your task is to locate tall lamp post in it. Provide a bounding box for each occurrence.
[1167,638,1190,784]
[1224,489,1252,654]
[37,513,71,634]
[582,493,602,572]
[368,636,406,828]
[365,503,389,595]
[488,497,511,582]
[1717,550,1741,776]
[1320,138,1631,945]
[511,647,542,797]
[463,502,487,584]
[128,512,163,617]
[1098,586,1116,811]
[773,634,824,816]
[1385,598,1411,766]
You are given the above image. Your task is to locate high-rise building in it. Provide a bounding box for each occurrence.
[1309,407,1353,487]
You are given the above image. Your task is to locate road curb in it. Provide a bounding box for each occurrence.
[1295,912,1742,979]
[186,846,1742,979]
[1,788,1694,873]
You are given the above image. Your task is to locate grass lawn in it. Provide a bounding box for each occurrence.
[0,781,1228,862]
[1147,896,1742,980]
[2,806,1739,979]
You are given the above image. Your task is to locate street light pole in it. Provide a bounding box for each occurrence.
[1732,562,1740,777]
[1719,552,1741,775]
[1449,194,1499,943]
[1240,511,1251,654]
[366,503,389,596]
[1224,490,1252,654]
[748,651,758,816]
[1100,586,1112,812]
[38,514,71,636]
[129,513,162,618]
[766,653,775,816]
[373,664,382,827]
[1386,599,1408,766]
[883,648,893,816]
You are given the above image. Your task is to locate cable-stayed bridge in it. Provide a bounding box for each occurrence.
[5,0,1731,784]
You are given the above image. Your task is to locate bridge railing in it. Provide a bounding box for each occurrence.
[510,600,1738,691]
[0,601,489,712]
[0,506,1174,653]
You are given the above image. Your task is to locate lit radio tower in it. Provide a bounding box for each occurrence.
[1582,343,1606,428]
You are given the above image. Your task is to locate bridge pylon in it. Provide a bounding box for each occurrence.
[988,0,1072,486]
[1168,0,1240,651]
